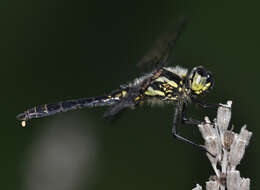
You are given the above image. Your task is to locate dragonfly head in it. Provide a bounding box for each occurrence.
[188,66,214,97]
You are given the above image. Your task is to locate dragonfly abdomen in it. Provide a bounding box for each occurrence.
[17,95,122,127]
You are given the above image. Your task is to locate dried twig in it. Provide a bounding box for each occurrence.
[192,101,252,190]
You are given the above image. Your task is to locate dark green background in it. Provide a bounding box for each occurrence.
[1,0,259,189]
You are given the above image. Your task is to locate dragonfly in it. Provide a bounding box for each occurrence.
[17,19,217,156]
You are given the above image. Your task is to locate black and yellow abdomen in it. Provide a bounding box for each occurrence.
[17,89,129,127]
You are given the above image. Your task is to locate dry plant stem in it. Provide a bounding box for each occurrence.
[192,101,252,190]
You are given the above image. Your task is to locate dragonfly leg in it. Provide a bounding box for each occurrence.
[193,99,219,109]
[181,104,201,125]
[172,105,215,157]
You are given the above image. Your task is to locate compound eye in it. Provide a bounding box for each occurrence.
[190,66,207,80]
[206,72,213,83]
[196,67,207,77]
[202,72,214,91]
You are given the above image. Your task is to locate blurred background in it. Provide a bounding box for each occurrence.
[1,0,259,189]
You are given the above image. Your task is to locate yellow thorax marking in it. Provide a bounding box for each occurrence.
[135,96,140,101]
[144,87,165,96]
[162,83,170,88]
[155,76,178,88]
[122,90,127,97]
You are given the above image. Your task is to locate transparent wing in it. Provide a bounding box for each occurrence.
[103,86,140,118]
[103,68,164,119]
[137,18,187,69]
